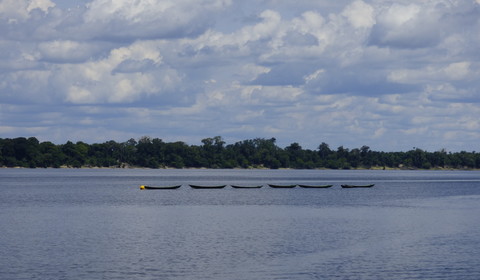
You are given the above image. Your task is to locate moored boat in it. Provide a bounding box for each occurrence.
[298,184,333,188]
[268,184,297,188]
[189,184,226,189]
[140,185,181,190]
[231,185,263,189]
[341,184,375,188]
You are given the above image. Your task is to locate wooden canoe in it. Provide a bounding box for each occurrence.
[231,185,263,189]
[298,184,333,188]
[140,185,181,190]
[268,184,297,188]
[189,184,226,189]
[341,184,375,188]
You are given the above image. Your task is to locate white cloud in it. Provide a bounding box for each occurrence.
[47,41,179,104]
[38,40,103,63]
[388,62,472,84]
[84,0,174,23]
[304,69,325,83]
[0,0,55,22]
[293,11,325,33]
[217,9,282,49]
[109,42,162,65]
[443,62,470,80]
[342,0,375,29]
[381,3,420,27]
[66,85,94,103]
[27,0,55,13]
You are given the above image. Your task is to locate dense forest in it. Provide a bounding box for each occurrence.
[1,136,479,169]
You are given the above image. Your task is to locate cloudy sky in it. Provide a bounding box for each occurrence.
[1,0,479,152]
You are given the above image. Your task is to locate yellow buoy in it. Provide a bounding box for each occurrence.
[140,185,145,190]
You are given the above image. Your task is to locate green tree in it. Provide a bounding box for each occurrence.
[286,142,305,168]
[135,136,159,168]
[1,138,18,167]
[61,141,88,167]
[201,136,225,168]
[38,141,64,168]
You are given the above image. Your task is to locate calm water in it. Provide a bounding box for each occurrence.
[1,169,480,280]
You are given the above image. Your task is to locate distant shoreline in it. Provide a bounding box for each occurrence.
[2,166,478,171]
[2,137,479,170]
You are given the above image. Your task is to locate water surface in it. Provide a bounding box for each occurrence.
[1,169,480,279]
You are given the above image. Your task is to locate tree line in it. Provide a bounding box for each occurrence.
[1,136,479,169]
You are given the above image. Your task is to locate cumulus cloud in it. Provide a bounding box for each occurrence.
[81,0,231,40]
[342,0,375,29]
[53,41,181,104]
[1,0,479,151]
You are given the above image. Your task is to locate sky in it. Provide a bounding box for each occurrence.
[0,0,479,152]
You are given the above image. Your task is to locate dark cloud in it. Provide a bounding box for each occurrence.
[368,24,442,49]
[307,67,419,96]
[368,1,480,49]
[283,31,319,47]
[82,18,211,43]
[79,0,226,42]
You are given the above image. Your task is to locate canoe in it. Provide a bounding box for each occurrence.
[231,185,263,189]
[189,184,226,189]
[298,184,333,188]
[268,184,297,188]
[140,185,181,190]
[341,184,375,188]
